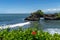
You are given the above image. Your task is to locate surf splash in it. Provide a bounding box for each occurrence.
[0,22,30,29]
[44,28,60,34]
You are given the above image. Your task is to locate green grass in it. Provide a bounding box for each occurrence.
[0,27,60,40]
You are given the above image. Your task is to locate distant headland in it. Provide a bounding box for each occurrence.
[24,10,60,21]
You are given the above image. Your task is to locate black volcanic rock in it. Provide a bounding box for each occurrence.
[24,15,40,21]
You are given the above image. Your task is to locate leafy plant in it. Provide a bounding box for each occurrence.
[0,27,60,40]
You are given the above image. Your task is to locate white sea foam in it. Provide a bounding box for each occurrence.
[44,28,60,34]
[0,22,30,29]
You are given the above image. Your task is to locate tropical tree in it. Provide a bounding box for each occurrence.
[55,12,60,17]
[36,10,44,16]
[31,10,44,17]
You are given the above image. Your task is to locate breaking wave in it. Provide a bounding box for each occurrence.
[44,28,60,34]
[0,22,30,29]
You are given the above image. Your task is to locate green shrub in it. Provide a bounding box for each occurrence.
[0,28,60,40]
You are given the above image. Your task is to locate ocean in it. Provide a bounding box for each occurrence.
[0,14,30,25]
[0,14,60,34]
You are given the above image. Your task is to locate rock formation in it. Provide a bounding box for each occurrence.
[24,10,44,21]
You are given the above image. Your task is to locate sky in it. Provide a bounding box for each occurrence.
[0,0,60,13]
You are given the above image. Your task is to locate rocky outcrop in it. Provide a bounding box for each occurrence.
[24,10,60,20]
[24,10,44,21]
[44,14,60,20]
[24,13,40,21]
[44,17,60,20]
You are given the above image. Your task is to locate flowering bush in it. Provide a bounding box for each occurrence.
[0,28,60,40]
[32,31,36,35]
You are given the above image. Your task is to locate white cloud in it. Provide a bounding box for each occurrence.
[43,8,60,12]
[47,9,51,11]
[53,9,57,11]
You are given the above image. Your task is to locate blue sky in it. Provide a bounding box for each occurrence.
[0,0,60,13]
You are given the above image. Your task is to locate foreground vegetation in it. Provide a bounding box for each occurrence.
[0,27,60,40]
